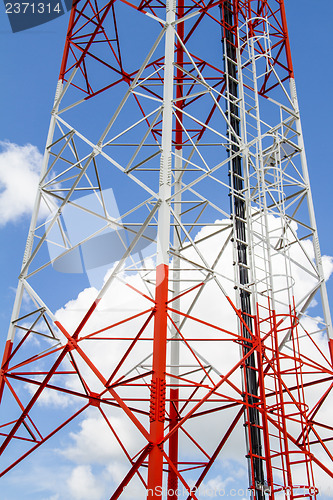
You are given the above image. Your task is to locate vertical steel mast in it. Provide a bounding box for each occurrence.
[1,1,333,499]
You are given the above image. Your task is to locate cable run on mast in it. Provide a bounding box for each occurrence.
[221,1,266,497]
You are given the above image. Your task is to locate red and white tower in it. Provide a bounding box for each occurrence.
[1,0,333,498]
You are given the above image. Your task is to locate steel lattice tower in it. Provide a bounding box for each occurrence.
[1,0,333,498]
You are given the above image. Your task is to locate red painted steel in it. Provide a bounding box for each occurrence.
[0,1,332,499]
[0,340,13,401]
[147,264,169,498]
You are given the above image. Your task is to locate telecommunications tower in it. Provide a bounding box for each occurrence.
[1,0,333,498]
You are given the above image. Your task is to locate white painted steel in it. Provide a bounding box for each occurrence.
[156,0,176,268]
[289,77,333,340]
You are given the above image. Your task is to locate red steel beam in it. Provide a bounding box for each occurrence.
[147,264,169,498]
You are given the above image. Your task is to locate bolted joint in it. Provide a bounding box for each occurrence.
[67,338,77,351]
[149,378,166,422]
[89,392,100,408]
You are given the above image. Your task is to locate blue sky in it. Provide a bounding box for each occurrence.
[0,0,333,498]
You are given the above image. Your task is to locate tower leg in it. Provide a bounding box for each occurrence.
[167,8,184,490]
[147,0,176,494]
[0,340,13,402]
[147,265,169,498]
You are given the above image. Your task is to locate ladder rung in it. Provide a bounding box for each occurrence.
[236,238,248,246]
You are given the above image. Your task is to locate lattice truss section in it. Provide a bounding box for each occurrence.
[0,0,333,499]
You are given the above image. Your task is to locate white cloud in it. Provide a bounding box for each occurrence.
[67,465,105,500]
[37,387,74,408]
[52,216,333,497]
[24,377,74,408]
[6,215,333,498]
[63,410,135,464]
[0,140,44,226]
[1,460,72,500]
[322,255,333,281]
